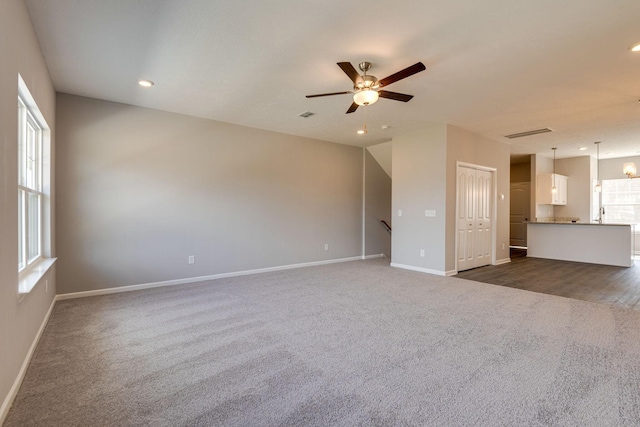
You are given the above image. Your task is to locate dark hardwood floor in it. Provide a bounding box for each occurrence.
[456,249,640,311]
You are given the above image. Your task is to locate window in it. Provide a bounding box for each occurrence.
[18,96,44,272]
[17,75,54,293]
[601,178,640,224]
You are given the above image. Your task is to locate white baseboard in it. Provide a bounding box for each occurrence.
[390,262,448,276]
[494,258,511,266]
[57,255,386,300]
[1,297,56,425]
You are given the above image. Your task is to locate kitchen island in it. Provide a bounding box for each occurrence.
[527,222,635,267]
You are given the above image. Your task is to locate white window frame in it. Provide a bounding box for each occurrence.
[18,97,44,273]
[17,74,55,294]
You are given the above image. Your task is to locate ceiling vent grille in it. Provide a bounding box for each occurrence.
[504,128,553,139]
[298,111,315,118]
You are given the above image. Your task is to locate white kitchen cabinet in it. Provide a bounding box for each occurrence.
[537,173,567,205]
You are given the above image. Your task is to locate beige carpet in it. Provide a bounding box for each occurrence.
[5,258,640,426]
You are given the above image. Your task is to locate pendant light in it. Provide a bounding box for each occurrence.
[594,141,601,192]
[551,147,557,194]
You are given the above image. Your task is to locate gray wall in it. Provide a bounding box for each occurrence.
[555,156,593,222]
[391,123,511,274]
[0,0,57,419]
[392,124,448,272]
[56,94,366,294]
[445,125,511,269]
[364,150,391,257]
[599,155,640,180]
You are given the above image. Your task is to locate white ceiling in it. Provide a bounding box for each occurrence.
[25,0,640,161]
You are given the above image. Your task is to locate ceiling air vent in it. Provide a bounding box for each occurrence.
[298,111,315,118]
[504,128,553,139]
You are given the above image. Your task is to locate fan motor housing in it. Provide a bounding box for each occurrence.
[355,75,379,90]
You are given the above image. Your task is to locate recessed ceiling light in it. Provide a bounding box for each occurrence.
[357,129,366,135]
[578,147,588,151]
[631,43,640,52]
[138,79,154,88]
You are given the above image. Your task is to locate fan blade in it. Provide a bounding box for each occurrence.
[337,62,361,84]
[346,102,359,114]
[378,90,414,102]
[378,62,426,87]
[306,91,352,98]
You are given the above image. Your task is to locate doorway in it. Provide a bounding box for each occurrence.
[456,164,495,272]
[509,182,530,247]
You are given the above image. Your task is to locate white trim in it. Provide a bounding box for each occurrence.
[454,162,498,272]
[494,258,511,266]
[363,253,386,259]
[18,258,56,294]
[0,297,56,424]
[456,161,497,173]
[56,255,380,300]
[390,262,449,276]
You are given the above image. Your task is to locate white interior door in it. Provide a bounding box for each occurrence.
[457,167,475,271]
[475,169,492,267]
[457,165,494,272]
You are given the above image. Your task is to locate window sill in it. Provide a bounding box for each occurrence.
[18,258,57,295]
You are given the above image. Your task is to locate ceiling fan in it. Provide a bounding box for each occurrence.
[306,61,426,114]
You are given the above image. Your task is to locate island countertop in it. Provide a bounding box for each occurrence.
[526,222,634,267]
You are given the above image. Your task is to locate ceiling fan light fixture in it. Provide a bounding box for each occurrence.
[306,61,425,114]
[356,75,379,90]
[353,89,379,106]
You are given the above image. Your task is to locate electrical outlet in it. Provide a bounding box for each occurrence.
[502,243,506,249]
[324,244,329,251]
[420,249,425,257]
[398,210,402,217]
[188,255,195,264]
[425,210,436,217]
